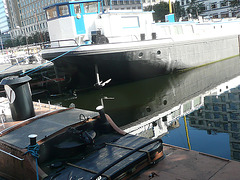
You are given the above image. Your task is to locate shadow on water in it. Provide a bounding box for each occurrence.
[48,56,240,161]
[53,56,240,124]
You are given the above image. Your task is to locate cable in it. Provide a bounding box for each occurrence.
[21,45,81,76]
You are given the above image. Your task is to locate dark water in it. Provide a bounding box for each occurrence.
[47,56,240,161]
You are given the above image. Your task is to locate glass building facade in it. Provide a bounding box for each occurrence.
[0,0,10,33]
[7,0,69,38]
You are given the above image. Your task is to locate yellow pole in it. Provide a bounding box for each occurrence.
[184,116,191,150]
[169,0,172,14]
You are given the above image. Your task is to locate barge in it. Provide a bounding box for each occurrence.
[42,0,240,90]
[0,76,163,180]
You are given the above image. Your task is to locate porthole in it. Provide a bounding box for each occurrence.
[139,52,143,58]
[162,116,167,122]
[152,121,157,127]
[157,50,161,55]
[146,106,151,112]
[163,100,167,105]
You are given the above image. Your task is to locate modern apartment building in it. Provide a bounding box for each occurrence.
[188,85,240,161]
[7,0,69,39]
[0,0,10,33]
[103,0,142,10]
[0,0,11,47]
[178,0,239,18]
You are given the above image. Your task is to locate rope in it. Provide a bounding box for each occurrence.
[21,45,81,76]
[24,144,40,180]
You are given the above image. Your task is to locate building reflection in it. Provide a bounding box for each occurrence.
[188,85,240,161]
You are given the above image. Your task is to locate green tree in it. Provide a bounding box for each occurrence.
[173,1,186,20]
[4,39,13,48]
[13,37,21,47]
[229,0,240,17]
[144,2,169,22]
[186,0,205,18]
[229,0,240,8]
[43,31,50,42]
[27,36,34,44]
[33,32,41,43]
[20,36,27,45]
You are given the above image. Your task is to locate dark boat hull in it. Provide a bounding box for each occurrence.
[42,35,240,90]
[52,52,172,90]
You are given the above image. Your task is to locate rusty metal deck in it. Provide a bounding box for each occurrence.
[135,144,240,180]
[0,99,98,149]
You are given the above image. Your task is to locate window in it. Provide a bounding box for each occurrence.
[231,123,239,132]
[205,112,212,119]
[121,16,139,28]
[74,4,81,14]
[232,143,240,150]
[59,5,69,16]
[46,6,57,20]
[232,133,240,140]
[84,2,98,13]
[229,103,237,110]
[222,104,227,111]
[181,0,184,6]
[211,3,217,9]
[213,105,219,111]
[221,1,227,7]
[222,114,228,121]
[221,13,229,18]
[214,122,220,127]
[230,113,238,120]
[214,113,220,119]
[223,123,228,130]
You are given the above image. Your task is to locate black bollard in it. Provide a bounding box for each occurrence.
[96,105,108,123]
[0,75,35,121]
[28,134,38,146]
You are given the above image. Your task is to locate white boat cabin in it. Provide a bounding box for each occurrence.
[44,0,240,47]
[44,0,154,47]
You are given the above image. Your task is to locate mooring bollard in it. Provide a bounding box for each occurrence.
[0,75,35,120]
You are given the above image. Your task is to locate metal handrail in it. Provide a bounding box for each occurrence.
[91,138,163,180]
[0,148,24,161]
[43,39,79,49]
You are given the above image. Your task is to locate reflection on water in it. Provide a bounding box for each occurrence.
[49,56,240,161]
[186,85,240,161]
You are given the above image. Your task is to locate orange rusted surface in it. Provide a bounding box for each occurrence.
[135,144,240,180]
